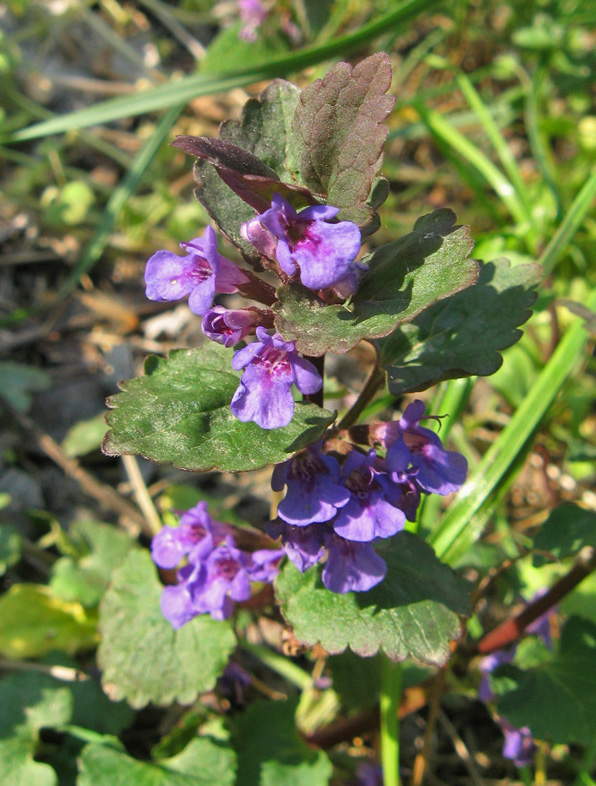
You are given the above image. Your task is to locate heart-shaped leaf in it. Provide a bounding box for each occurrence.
[97,550,236,708]
[102,343,335,473]
[275,532,470,666]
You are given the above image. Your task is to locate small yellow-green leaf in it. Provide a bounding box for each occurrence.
[0,585,98,658]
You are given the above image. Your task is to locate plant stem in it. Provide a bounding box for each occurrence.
[338,364,386,429]
[380,656,403,786]
[238,639,312,691]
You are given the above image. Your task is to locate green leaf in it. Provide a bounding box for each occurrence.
[0,361,50,412]
[78,737,236,786]
[0,670,73,786]
[185,80,305,263]
[377,258,541,395]
[494,617,596,745]
[532,504,596,567]
[292,53,395,227]
[274,210,478,356]
[61,414,108,458]
[0,585,98,658]
[97,551,236,708]
[275,532,470,666]
[102,343,335,473]
[0,524,21,575]
[219,80,302,182]
[49,520,138,607]
[234,699,332,786]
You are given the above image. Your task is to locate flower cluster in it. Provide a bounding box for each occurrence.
[267,401,468,594]
[144,193,362,431]
[151,501,282,626]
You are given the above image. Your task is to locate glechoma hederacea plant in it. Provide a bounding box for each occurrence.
[102,53,543,776]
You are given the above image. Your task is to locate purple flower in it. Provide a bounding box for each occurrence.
[151,501,228,569]
[478,648,516,702]
[348,762,384,786]
[144,226,249,316]
[189,536,281,620]
[272,445,350,526]
[242,193,362,291]
[331,450,406,543]
[500,719,536,767]
[189,537,254,620]
[238,0,267,42]
[160,581,199,629]
[383,400,468,496]
[230,327,322,429]
[266,521,327,573]
[322,533,387,594]
[202,305,260,347]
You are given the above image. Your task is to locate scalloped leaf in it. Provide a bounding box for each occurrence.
[0,670,72,786]
[102,343,335,473]
[79,737,236,786]
[97,550,236,708]
[274,210,478,356]
[377,258,541,395]
[275,532,470,666]
[234,699,332,786]
[493,617,596,745]
[292,53,395,227]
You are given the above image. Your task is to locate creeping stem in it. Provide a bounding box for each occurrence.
[380,655,403,786]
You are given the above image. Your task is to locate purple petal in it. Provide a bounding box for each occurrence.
[332,495,406,542]
[144,250,199,302]
[160,585,197,628]
[187,276,216,316]
[232,340,264,371]
[151,527,188,569]
[266,521,326,572]
[298,204,340,222]
[276,240,298,277]
[323,538,387,593]
[292,220,361,290]
[278,475,350,526]
[230,365,295,429]
[289,355,323,395]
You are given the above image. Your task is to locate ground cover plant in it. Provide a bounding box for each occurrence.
[1,1,596,785]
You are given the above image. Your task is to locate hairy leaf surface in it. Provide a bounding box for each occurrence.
[103,343,334,473]
[97,551,236,708]
[377,258,541,394]
[292,53,395,227]
[274,210,478,355]
[275,532,470,665]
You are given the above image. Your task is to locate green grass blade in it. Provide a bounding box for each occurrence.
[415,103,529,227]
[456,72,534,226]
[57,104,184,297]
[0,104,183,328]
[428,288,596,563]
[6,0,442,143]
[538,169,596,276]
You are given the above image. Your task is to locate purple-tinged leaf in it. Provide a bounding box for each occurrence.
[292,53,395,228]
[172,135,318,214]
